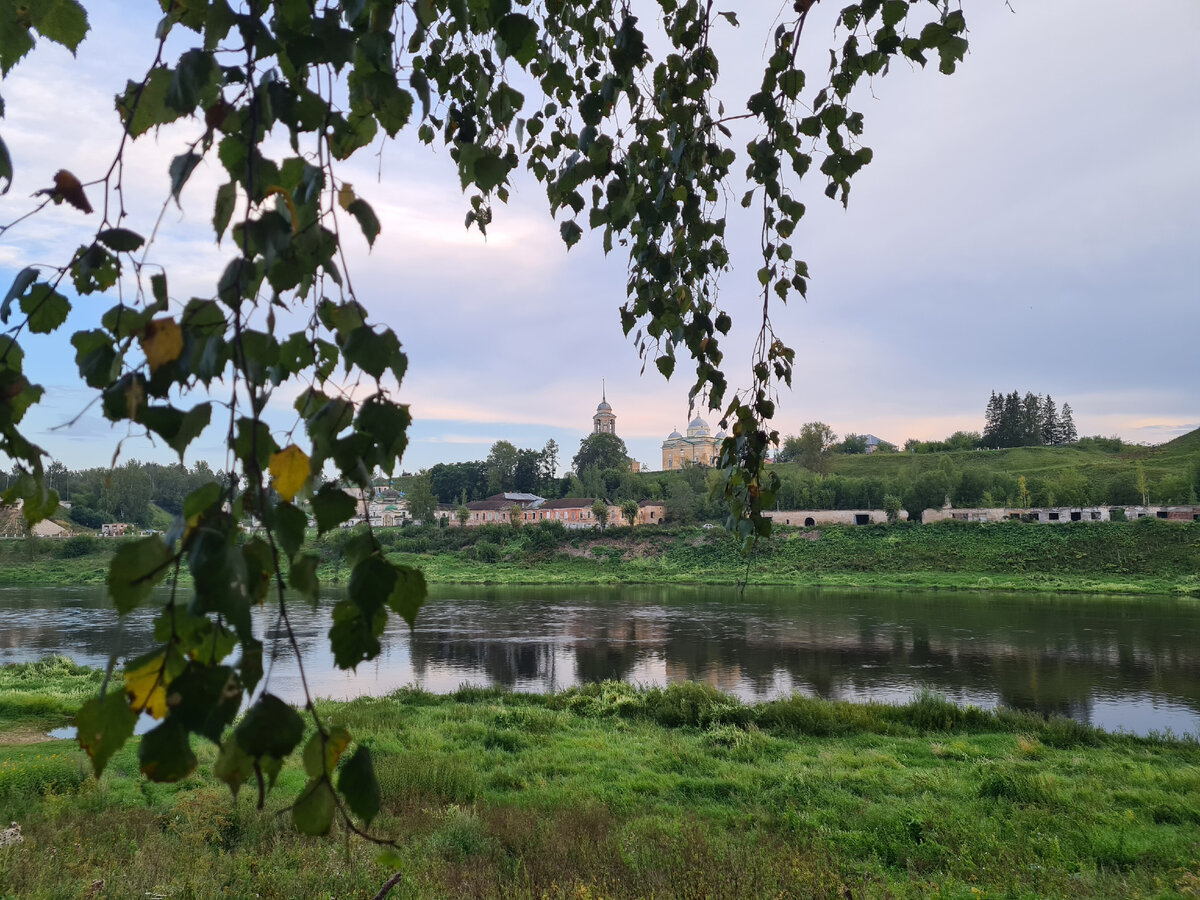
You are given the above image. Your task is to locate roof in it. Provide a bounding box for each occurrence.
[540,498,597,510]
[466,499,513,511]
[638,499,664,507]
[596,401,612,412]
[486,492,545,507]
[668,429,682,439]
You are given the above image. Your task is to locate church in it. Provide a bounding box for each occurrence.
[661,416,724,469]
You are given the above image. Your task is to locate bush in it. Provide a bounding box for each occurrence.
[55,535,97,558]
[475,541,501,563]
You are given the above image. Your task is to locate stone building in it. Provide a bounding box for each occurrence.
[661,416,725,470]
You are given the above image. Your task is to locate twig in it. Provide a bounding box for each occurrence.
[372,873,404,900]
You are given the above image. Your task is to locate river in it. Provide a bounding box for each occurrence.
[2,583,1197,736]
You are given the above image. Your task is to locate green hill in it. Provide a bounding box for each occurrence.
[637,429,1200,513]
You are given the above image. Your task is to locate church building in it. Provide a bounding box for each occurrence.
[661,416,725,469]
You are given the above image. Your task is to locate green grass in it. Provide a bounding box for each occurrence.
[2,673,1199,899]
[0,657,106,740]
[4,518,1198,596]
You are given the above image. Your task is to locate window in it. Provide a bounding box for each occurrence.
[804,517,815,527]
[854,514,869,526]
[1070,511,1082,522]
[1156,510,1168,519]
[1048,512,1059,521]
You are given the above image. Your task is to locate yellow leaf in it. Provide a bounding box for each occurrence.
[141,317,183,373]
[124,651,170,719]
[269,445,310,502]
[337,183,355,211]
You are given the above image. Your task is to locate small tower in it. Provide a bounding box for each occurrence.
[593,379,616,434]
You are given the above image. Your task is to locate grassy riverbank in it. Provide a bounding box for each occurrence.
[2,659,1199,898]
[1,519,1197,595]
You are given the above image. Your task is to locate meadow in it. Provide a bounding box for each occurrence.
[2,659,1199,899]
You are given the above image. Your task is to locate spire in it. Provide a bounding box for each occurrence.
[602,377,606,403]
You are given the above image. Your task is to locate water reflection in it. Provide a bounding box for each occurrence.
[2,583,1198,736]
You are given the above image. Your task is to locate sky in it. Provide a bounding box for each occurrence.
[0,1,1197,476]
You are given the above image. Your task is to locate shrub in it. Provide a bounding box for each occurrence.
[475,541,501,563]
[55,535,97,558]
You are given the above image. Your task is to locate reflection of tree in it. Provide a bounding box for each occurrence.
[6,584,1200,732]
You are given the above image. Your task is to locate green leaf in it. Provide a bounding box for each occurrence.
[166,664,241,742]
[289,552,320,603]
[19,283,70,334]
[656,355,674,379]
[329,599,385,669]
[29,0,90,52]
[338,745,381,826]
[349,554,396,617]
[150,272,168,307]
[140,402,212,458]
[293,778,335,836]
[0,133,12,194]
[214,735,254,796]
[0,19,34,77]
[386,564,426,629]
[1,267,37,324]
[108,536,174,614]
[415,0,436,26]
[139,720,197,782]
[560,220,582,248]
[235,693,305,760]
[116,67,182,137]
[70,329,118,388]
[166,48,216,114]
[214,181,236,242]
[496,12,537,66]
[274,501,307,560]
[311,484,356,534]
[75,690,137,778]
[183,481,222,519]
[96,228,144,252]
[355,396,410,474]
[302,726,351,778]
[346,198,380,247]
[881,0,907,28]
[169,152,202,205]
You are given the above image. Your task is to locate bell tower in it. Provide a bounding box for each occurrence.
[593,379,616,434]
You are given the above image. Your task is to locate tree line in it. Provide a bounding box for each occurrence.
[983,391,1077,449]
[25,460,224,529]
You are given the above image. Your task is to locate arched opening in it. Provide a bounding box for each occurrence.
[804,517,815,527]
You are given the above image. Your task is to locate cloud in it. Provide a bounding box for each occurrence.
[0,0,1196,475]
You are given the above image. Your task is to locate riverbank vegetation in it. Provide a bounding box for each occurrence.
[1,660,1197,898]
[3,519,1197,596]
[12,429,1198,538]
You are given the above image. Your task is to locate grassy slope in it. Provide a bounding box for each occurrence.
[634,426,1200,495]
[819,427,1198,484]
[377,519,1200,595]
[3,519,1198,595]
[2,667,1198,899]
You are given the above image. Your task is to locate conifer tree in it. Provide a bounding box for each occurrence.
[1060,403,1078,443]
[983,392,1003,449]
[1021,392,1043,446]
[1041,395,1060,445]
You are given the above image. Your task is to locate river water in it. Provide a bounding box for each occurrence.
[2,583,1198,737]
